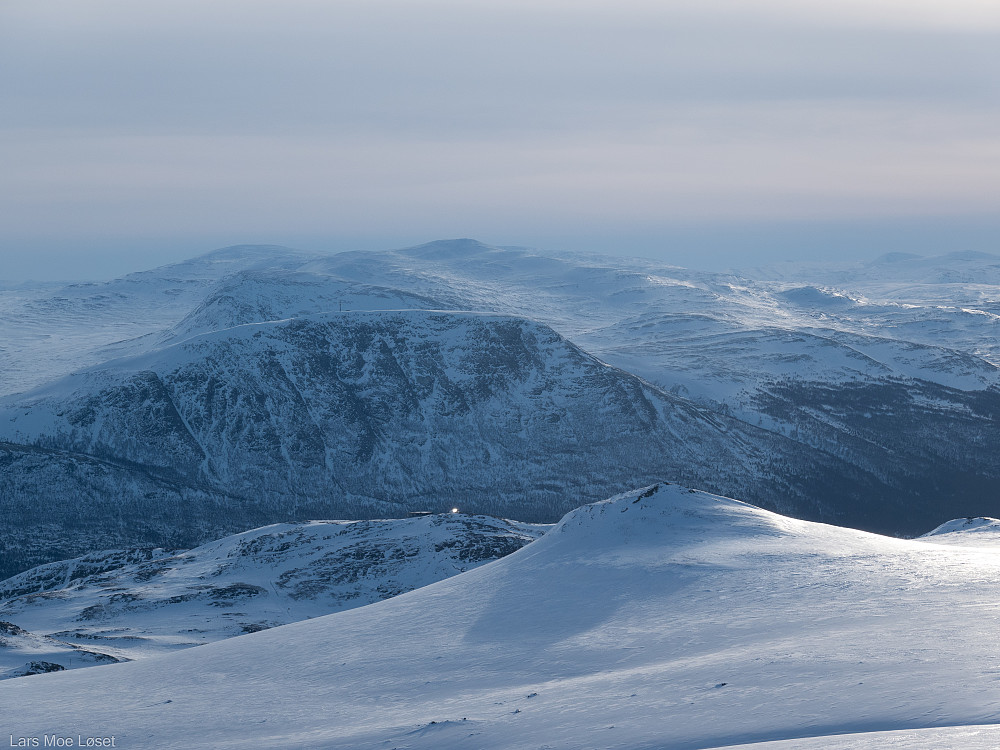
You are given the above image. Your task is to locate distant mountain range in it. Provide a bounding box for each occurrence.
[1,240,998,577]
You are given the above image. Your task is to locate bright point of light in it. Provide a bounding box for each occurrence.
[451,508,459,513]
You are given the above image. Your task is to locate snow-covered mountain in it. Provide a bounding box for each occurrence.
[0,513,545,677]
[157,243,1000,480]
[3,240,1000,576]
[4,483,1000,749]
[13,241,999,397]
[0,309,893,578]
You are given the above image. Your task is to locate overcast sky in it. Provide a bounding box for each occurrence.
[2,0,999,280]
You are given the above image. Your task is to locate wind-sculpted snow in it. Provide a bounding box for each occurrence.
[5,483,1000,749]
[0,309,896,577]
[0,514,546,672]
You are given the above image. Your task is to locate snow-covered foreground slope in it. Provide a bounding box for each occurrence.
[0,514,546,673]
[919,516,1000,548]
[4,483,1000,750]
[721,725,1000,749]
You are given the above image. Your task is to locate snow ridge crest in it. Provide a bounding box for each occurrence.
[553,482,807,545]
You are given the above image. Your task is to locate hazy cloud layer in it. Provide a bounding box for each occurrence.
[2,0,999,278]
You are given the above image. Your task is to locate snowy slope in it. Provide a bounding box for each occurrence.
[261,241,1000,450]
[745,252,1000,367]
[4,483,1000,749]
[0,514,546,669]
[918,516,1000,548]
[754,249,1000,291]
[718,725,1000,749]
[159,268,446,344]
[10,239,999,438]
[296,240,1000,388]
[140,241,1000,503]
[7,240,997,399]
[0,245,324,397]
[0,621,120,681]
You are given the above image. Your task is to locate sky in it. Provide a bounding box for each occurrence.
[2,0,999,280]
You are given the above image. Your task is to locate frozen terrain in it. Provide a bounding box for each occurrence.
[919,516,1000,547]
[3,240,1000,749]
[3,483,1000,749]
[0,513,545,677]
